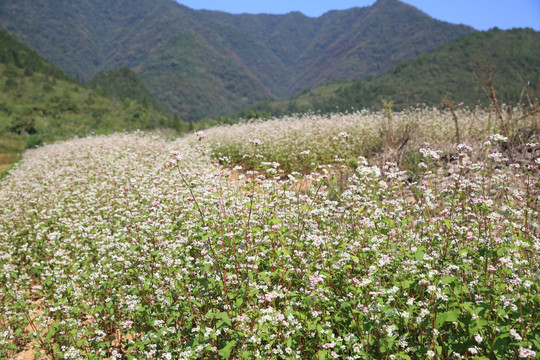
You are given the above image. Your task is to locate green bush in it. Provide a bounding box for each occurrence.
[25,134,43,148]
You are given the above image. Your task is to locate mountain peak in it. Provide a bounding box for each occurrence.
[371,0,424,12]
[373,0,402,7]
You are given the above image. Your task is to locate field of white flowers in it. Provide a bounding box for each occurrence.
[1,108,539,359]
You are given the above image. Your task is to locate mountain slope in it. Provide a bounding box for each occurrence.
[0,30,70,81]
[0,30,178,172]
[198,0,473,97]
[0,0,474,120]
[88,66,170,114]
[245,28,540,116]
[292,0,474,93]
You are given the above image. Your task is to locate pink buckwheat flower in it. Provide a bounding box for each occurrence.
[519,347,536,358]
[249,139,263,145]
[195,131,206,140]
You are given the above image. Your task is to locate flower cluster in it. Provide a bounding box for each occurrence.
[0,108,538,359]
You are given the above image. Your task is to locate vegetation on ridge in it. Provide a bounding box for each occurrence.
[87,66,170,115]
[244,28,540,117]
[0,0,473,120]
[0,31,187,174]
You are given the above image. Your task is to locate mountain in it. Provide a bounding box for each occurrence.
[88,66,169,114]
[0,30,180,173]
[0,29,70,81]
[0,0,474,121]
[243,28,540,116]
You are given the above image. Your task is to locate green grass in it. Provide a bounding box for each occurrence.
[0,63,189,171]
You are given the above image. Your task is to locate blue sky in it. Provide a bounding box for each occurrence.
[176,0,540,31]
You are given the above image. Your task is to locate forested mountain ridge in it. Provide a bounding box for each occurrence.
[0,30,180,172]
[0,0,474,120]
[242,28,540,117]
[87,66,170,114]
[0,30,70,81]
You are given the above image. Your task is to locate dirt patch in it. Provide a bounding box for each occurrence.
[12,300,52,360]
[0,152,17,173]
[225,168,315,194]
[12,347,51,360]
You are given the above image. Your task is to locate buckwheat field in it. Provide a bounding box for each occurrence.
[1,108,539,359]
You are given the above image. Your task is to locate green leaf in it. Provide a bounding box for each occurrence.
[443,219,452,230]
[469,318,488,335]
[414,247,425,261]
[260,273,270,285]
[496,247,509,257]
[218,340,237,359]
[396,353,411,360]
[435,309,460,328]
[340,301,351,309]
[440,275,456,284]
[318,350,329,360]
[216,311,232,327]
[435,314,446,328]
[402,279,413,289]
[46,326,57,342]
[445,309,460,322]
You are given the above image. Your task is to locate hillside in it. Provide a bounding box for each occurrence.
[0,31,181,173]
[246,28,540,116]
[0,30,70,81]
[87,66,170,114]
[0,0,473,121]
